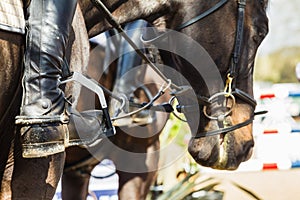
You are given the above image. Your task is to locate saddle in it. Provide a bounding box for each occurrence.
[0,0,27,34]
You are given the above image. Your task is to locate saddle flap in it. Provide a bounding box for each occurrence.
[0,0,25,34]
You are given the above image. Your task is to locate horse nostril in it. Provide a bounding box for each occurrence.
[243,140,254,157]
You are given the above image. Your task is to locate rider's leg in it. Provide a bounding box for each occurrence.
[15,0,104,158]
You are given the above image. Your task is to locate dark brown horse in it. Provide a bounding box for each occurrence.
[62,0,269,199]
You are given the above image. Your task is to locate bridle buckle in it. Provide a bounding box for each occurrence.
[224,73,234,96]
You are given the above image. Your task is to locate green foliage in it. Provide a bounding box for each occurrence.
[255,47,300,83]
[159,106,190,148]
[148,171,263,200]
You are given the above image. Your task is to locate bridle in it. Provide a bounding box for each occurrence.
[174,0,267,138]
[91,0,265,138]
[173,0,265,138]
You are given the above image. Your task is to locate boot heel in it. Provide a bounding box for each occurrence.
[20,124,66,158]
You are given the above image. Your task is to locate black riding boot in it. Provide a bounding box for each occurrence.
[15,0,106,158]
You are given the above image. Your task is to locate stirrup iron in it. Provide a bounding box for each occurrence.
[60,71,115,137]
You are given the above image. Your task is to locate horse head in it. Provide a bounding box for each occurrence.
[163,0,269,170]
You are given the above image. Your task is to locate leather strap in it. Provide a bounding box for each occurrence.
[141,0,229,44]
[193,111,267,138]
[229,0,247,78]
[175,0,228,31]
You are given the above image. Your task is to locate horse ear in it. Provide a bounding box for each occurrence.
[23,0,31,8]
[295,63,300,82]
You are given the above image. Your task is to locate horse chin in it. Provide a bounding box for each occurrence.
[213,131,253,170]
[188,120,254,170]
